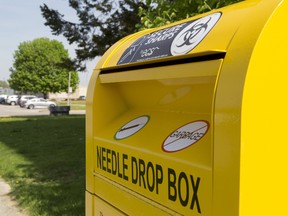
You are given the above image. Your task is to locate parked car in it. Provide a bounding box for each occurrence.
[25,98,56,109]
[0,94,8,99]
[0,97,6,104]
[79,95,86,100]
[18,95,37,107]
[6,95,19,105]
[0,95,7,104]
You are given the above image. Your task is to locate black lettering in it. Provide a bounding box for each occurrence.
[168,168,177,201]
[155,164,163,194]
[181,131,187,139]
[170,130,179,138]
[117,152,122,178]
[139,159,146,189]
[178,172,189,207]
[147,162,155,192]
[189,132,203,141]
[111,150,117,175]
[102,147,106,171]
[190,176,201,214]
[106,149,111,173]
[131,157,138,184]
[96,146,102,169]
[123,154,129,181]
[96,147,131,181]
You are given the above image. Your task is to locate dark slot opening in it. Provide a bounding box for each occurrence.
[100,52,226,74]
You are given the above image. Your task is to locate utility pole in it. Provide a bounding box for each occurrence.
[67,71,72,106]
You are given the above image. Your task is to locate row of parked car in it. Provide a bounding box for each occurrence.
[0,94,56,109]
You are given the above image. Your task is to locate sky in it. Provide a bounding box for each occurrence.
[0,0,99,87]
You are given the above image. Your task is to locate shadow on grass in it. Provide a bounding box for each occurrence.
[0,116,85,216]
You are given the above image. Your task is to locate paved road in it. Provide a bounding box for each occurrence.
[0,104,85,117]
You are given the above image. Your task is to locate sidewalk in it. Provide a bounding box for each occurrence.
[0,178,27,216]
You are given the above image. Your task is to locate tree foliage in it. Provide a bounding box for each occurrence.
[138,0,243,30]
[40,0,242,69]
[8,38,79,98]
[0,80,9,88]
[40,0,147,70]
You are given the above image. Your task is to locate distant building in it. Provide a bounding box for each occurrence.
[48,86,87,100]
[0,87,14,95]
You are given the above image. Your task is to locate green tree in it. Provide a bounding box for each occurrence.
[0,80,9,88]
[40,0,147,70]
[138,0,243,30]
[40,0,242,69]
[8,38,79,98]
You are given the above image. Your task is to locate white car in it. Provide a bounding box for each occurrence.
[25,98,56,109]
[18,95,37,107]
[6,95,19,105]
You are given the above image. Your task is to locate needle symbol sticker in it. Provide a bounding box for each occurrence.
[115,116,150,140]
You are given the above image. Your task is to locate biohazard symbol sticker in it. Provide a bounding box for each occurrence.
[117,12,221,65]
[170,12,221,56]
[162,120,209,152]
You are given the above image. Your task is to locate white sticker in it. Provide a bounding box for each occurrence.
[162,121,209,152]
[170,12,221,56]
[115,116,150,140]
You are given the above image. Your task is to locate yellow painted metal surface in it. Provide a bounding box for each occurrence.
[85,192,93,216]
[88,59,220,215]
[240,0,288,215]
[86,0,287,215]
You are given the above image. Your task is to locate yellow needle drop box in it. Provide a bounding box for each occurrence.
[86,0,288,215]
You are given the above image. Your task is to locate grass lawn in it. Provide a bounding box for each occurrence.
[0,116,85,216]
[57,100,86,110]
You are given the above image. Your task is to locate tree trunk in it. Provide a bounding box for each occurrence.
[43,93,49,99]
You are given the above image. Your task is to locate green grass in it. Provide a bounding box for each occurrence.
[0,116,85,216]
[57,100,86,110]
